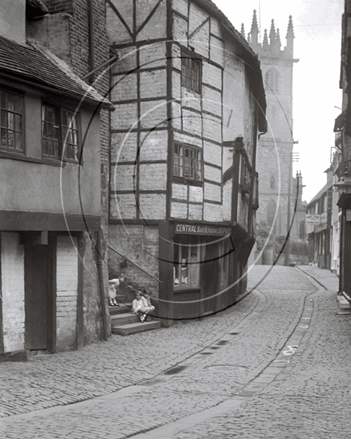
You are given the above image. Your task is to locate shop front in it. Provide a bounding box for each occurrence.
[158,221,253,323]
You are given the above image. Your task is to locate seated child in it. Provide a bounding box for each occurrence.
[132,290,155,322]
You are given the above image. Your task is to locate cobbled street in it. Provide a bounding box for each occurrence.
[1,265,351,439]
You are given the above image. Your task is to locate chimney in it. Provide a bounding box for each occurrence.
[0,0,26,45]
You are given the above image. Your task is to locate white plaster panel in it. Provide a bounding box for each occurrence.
[172,183,188,200]
[111,132,138,164]
[140,130,168,162]
[139,163,167,191]
[110,193,137,220]
[204,182,221,202]
[1,232,25,353]
[203,141,221,167]
[140,194,166,219]
[204,164,221,183]
[189,185,203,203]
[171,201,188,219]
[204,202,223,222]
[188,203,203,220]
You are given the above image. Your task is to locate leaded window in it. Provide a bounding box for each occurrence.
[181,49,201,93]
[0,90,24,152]
[42,105,80,161]
[174,143,202,181]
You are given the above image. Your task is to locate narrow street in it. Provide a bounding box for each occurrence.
[1,265,351,439]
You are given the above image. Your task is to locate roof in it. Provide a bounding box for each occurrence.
[308,181,332,206]
[192,0,267,132]
[0,35,114,110]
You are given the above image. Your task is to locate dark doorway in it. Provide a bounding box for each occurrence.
[202,238,220,315]
[25,245,49,350]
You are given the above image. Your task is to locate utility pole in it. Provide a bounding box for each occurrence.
[285,152,292,266]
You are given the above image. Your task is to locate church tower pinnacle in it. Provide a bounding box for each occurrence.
[250,9,259,50]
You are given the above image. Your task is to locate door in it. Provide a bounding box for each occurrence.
[25,245,49,350]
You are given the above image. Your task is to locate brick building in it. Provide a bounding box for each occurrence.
[106,0,266,322]
[0,0,114,359]
[245,12,306,255]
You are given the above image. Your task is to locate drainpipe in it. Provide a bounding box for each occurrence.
[96,230,108,341]
[88,0,95,84]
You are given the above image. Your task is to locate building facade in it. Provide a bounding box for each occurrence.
[334,0,351,297]
[106,0,266,323]
[0,0,113,359]
[306,168,334,269]
[245,12,306,256]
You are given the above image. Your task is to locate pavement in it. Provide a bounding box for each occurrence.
[0,264,350,438]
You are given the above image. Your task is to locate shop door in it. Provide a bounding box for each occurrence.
[202,239,220,314]
[25,245,49,350]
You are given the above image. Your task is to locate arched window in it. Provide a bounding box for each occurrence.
[267,199,276,227]
[265,68,280,93]
[270,175,276,189]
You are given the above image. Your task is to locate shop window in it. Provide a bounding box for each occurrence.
[181,49,202,93]
[173,236,200,289]
[42,105,80,161]
[0,90,24,152]
[174,143,202,182]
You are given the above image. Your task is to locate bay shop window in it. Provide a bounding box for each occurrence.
[173,236,200,289]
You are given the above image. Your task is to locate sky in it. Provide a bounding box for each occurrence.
[213,0,344,202]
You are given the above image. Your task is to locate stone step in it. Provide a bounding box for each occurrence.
[337,295,350,309]
[111,312,139,326]
[112,321,161,336]
[108,304,132,316]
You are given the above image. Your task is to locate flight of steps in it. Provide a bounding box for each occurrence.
[337,292,351,311]
[109,302,160,336]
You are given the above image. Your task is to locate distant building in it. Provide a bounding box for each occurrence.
[0,0,113,359]
[245,12,306,257]
[306,168,334,269]
[106,0,266,322]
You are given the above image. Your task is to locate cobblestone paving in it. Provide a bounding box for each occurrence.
[0,266,328,438]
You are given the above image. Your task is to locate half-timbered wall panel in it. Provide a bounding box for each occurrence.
[1,233,25,353]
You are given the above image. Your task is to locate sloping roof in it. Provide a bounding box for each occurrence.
[192,0,267,132]
[308,181,332,206]
[0,35,114,110]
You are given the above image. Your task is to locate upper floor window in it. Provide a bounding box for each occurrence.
[174,143,202,182]
[1,90,24,152]
[265,68,280,94]
[181,49,202,94]
[42,105,80,161]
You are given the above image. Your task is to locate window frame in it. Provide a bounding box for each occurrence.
[173,236,201,290]
[181,47,202,94]
[173,142,203,185]
[42,103,81,163]
[0,87,25,154]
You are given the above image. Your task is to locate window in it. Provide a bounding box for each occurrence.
[270,175,276,189]
[181,49,201,93]
[42,105,80,161]
[174,143,202,181]
[173,236,200,289]
[1,90,24,152]
[265,68,280,93]
[267,199,276,227]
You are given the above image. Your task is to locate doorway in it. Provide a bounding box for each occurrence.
[25,244,50,350]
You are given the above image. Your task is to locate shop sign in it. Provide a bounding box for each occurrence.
[175,223,231,236]
[306,214,320,224]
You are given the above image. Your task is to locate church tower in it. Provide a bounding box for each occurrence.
[245,12,301,244]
